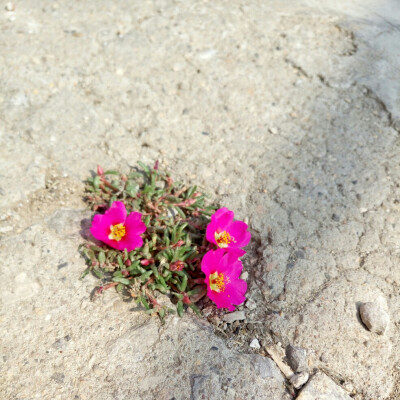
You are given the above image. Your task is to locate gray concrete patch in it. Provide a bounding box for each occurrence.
[1,1,400,399]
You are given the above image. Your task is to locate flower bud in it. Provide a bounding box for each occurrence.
[97,165,104,176]
[141,258,154,266]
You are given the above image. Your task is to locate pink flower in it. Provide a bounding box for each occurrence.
[201,248,247,311]
[90,201,146,251]
[206,207,251,249]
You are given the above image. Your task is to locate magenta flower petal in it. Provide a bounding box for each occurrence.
[220,250,245,279]
[212,207,234,227]
[125,212,146,235]
[206,207,251,250]
[229,221,251,248]
[200,249,216,275]
[205,207,234,244]
[106,201,127,224]
[116,233,143,252]
[90,201,146,251]
[224,279,247,304]
[201,248,247,311]
[90,214,113,243]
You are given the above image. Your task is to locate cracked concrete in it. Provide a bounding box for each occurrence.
[1,1,400,399]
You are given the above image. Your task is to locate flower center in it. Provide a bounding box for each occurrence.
[209,271,230,293]
[108,223,126,241]
[215,230,235,248]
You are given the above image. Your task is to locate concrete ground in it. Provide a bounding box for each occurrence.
[1,1,400,399]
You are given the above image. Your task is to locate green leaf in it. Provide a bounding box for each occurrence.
[136,265,147,274]
[98,251,106,264]
[177,223,188,235]
[104,170,120,175]
[127,261,140,272]
[139,270,153,282]
[189,303,201,316]
[79,267,90,280]
[117,255,124,268]
[156,275,168,289]
[93,269,105,279]
[116,283,124,292]
[93,175,101,189]
[180,274,188,292]
[151,172,156,187]
[138,161,151,176]
[90,245,104,252]
[112,277,130,285]
[85,249,95,262]
[182,249,197,261]
[128,171,142,179]
[177,301,184,317]
[155,284,168,293]
[186,185,197,198]
[163,271,172,280]
[125,182,138,197]
[138,296,150,310]
[174,207,186,218]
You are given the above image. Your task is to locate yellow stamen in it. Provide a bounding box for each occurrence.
[215,230,235,248]
[209,271,230,293]
[108,223,126,241]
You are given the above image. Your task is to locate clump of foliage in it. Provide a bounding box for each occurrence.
[80,162,216,321]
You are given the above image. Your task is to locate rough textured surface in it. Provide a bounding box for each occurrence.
[1,1,400,399]
[297,372,352,400]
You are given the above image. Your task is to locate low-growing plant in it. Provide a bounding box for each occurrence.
[80,162,250,322]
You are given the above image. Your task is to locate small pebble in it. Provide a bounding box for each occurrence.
[319,353,329,363]
[245,298,257,310]
[332,213,340,222]
[286,345,308,372]
[223,310,245,324]
[250,338,261,349]
[5,2,15,11]
[209,315,221,326]
[290,371,309,389]
[240,271,249,280]
[360,300,389,335]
